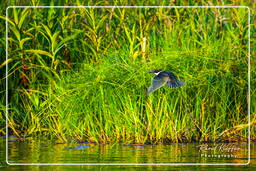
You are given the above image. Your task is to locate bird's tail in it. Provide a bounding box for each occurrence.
[167,80,185,88]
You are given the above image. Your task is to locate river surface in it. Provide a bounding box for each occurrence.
[0,137,255,170]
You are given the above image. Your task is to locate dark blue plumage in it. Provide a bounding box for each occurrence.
[147,70,185,95]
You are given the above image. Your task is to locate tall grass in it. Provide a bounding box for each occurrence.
[0,0,255,143]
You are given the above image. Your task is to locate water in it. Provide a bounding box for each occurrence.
[0,137,255,170]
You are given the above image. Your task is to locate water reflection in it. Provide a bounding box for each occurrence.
[0,137,255,170]
[5,138,249,164]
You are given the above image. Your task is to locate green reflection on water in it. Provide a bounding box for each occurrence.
[0,137,255,170]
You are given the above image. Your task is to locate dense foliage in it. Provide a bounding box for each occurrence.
[0,0,255,143]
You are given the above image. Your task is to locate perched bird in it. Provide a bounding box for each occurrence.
[147,70,185,95]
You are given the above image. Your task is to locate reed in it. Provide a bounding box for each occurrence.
[0,0,255,143]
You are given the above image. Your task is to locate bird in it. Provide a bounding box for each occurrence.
[147,70,185,95]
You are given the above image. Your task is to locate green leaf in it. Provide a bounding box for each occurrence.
[81,23,96,37]
[13,8,18,25]
[7,37,17,43]
[0,16,15,26]
[124,26,132,44]
[0,58,13,69]
[81,41,97,57]
[24,49,53,59]
[53,43,65,57]
[38,30,50,44]
[9,25,20,42]
[95,15,108,31]
[42,24,52,39]
[18,8,30,29]
[51,31,60,53]
[54,33,80,56]
[19,37,32,49]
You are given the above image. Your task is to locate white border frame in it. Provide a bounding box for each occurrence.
[5,6,251,166]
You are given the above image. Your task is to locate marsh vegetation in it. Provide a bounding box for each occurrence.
[0,1,255,144]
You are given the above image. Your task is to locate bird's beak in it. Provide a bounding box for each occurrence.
[148,70,155,73]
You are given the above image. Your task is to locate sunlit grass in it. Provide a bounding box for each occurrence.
[0,1,254,143]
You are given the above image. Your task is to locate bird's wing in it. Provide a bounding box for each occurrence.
[166,71,177,80]
[147,76,167,95]
[167,80,185,88]
[165,71,185,88]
